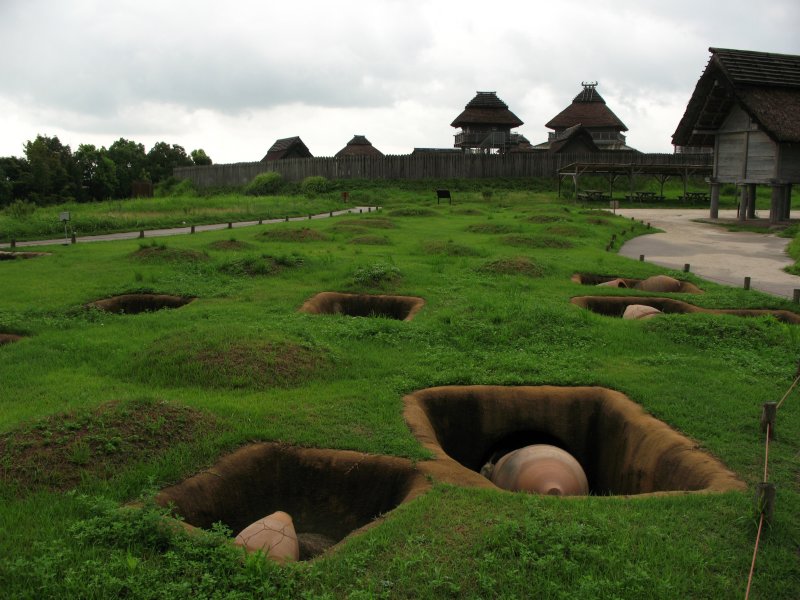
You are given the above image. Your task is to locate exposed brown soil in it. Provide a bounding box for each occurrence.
[502,234,573,249]
[156,443,429,560]
[260,228,329,242]
[403,385,746,496]
[87,294,194,314]
[131,245,208,262]
[208,240,252,250]
[525,215,567,224]
[571,273,703,294]
[299,292,425,321]
[571,295,800,323]
[349,235,392,245]
[479,257,546,277]
[0,250,52,260]
[0,333,24,345]
[0,400,215,493]
[422,241,481,256]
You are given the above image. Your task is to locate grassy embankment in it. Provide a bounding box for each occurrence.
[1,186,799,598]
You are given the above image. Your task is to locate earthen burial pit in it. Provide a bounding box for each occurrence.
[0,333,24,345]
[299,292,425,321]
[570,295,800,324]
[571,273,703,293]
[156,443,428,560]
[403,385,745,496]
[87,294,194,315]
[0,250,51,260]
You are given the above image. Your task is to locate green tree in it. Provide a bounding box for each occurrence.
[190,148,212,166]
[74,144,118,201]
[146,142,193,183]
[107,138,148,198]
[23,134,78,204]
[0,157,30,207]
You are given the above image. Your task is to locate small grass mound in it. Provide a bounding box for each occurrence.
[131,242,208,263]
[545,224,588,237]
[0,399,215,493]
[131,336,331,389]
[525,215,567,224]
[422,240,482,257]
[501,234,574,249]
[451,208,484,216]
[584,217,611,226]
[387,208,438,217]
[260,228,329,242]
[208,239,252,251]
[478,256,547,277]
[349,235,392,246]
[219,253,305,276]
[351,263,402,288]
[467,223,515,234]
[336,218,396,229]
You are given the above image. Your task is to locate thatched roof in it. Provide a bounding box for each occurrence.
[673,48,800,146]
[451,92,524,128]
[262,136,313,161]
[548,124,600,154]
[545,85,628,131]
[335,135,384,157]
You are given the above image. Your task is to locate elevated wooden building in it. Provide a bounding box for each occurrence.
[451,91,524,153]
[537,83,634,152]
[335,135,384,158]
[262,137,313,162]
[672,48,800,221]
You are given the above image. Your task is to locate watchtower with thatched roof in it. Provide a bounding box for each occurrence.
[451,91,524,153]
[672,47,800,222]
[335,135,384,158]
[540,83,632,151]
[262,136,313,162]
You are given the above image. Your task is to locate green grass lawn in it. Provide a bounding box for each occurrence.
[1,189,799,598]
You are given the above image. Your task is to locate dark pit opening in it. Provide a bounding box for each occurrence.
[0,333,24,345]
[571,273,702,293]
[571,295,800,324]
[156,443,428,560]
[87,294,194,315]
[299,292,425,321]
[404,385,744,496]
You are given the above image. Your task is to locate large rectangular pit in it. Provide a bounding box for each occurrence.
[403,386,745,496]
[299,292,425,321]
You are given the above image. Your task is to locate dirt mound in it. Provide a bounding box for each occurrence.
[403,385,745,496]
[300,292,425,321]
[156,443,429,560]
[208,240,252,251]
[479,257,546,277]
[467,223,514,234]
[260,228,329,242]
[545,224,586,237]
[0,250,51,260]
[570,296,800,323]
[0,333,24,345]
[349,235,392,245]
[87,294,194,314]
[571,273,703,294]
[219,254,304,277]
[131,244,208,262]
[501,234,573,249]
[422,241,481,256]
[0,400,215,493]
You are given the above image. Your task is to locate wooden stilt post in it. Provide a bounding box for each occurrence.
[710,182,720,219]
[784,183,793,220]
[747,184,757,219]
[739,186,748,221]
[770,185,782,224]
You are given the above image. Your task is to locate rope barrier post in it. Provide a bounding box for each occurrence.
[684,263,690,273]
[191,225,195,234]
[228,222,233,229]
[71,232,76,244]
[755,482,776,524]
[258,218,263,225]
[139,230,144,239]
[793,289,800,304]
[639,254,644,262]
[744,276,751,291]
[10,238,15,248]
[760,402,777,440]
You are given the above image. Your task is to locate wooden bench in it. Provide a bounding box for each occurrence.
[436,189,452,205]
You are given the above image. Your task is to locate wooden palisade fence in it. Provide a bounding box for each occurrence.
[175,152,712,188]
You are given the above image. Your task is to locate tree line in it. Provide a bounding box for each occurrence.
[0,134,212,207]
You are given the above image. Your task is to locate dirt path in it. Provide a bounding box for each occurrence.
[0,206,380,249]
[616,208,800,299]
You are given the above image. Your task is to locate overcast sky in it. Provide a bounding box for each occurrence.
[1,0,798,163]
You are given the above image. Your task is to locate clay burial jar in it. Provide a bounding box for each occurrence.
[595,278,628,288]
[234,511,300,564]
[490,445,589,496]
[622,304,663,320]
[634,275,682,293]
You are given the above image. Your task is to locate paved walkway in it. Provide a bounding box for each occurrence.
[615,208,800,299]
[0,206,380,249]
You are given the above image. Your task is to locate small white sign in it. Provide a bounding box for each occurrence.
[59,212,70,222]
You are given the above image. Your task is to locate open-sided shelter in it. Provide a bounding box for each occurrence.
[672,47,800,222]
[335,135,384,158]
[262,137,313,162]
[451,92,524,153]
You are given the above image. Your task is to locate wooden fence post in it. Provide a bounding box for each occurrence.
[760,402,777,440]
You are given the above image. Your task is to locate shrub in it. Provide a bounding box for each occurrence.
[352,262,402,287]
[244,172,284,196]
[301,176,330,196]
[155,176,196,197]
